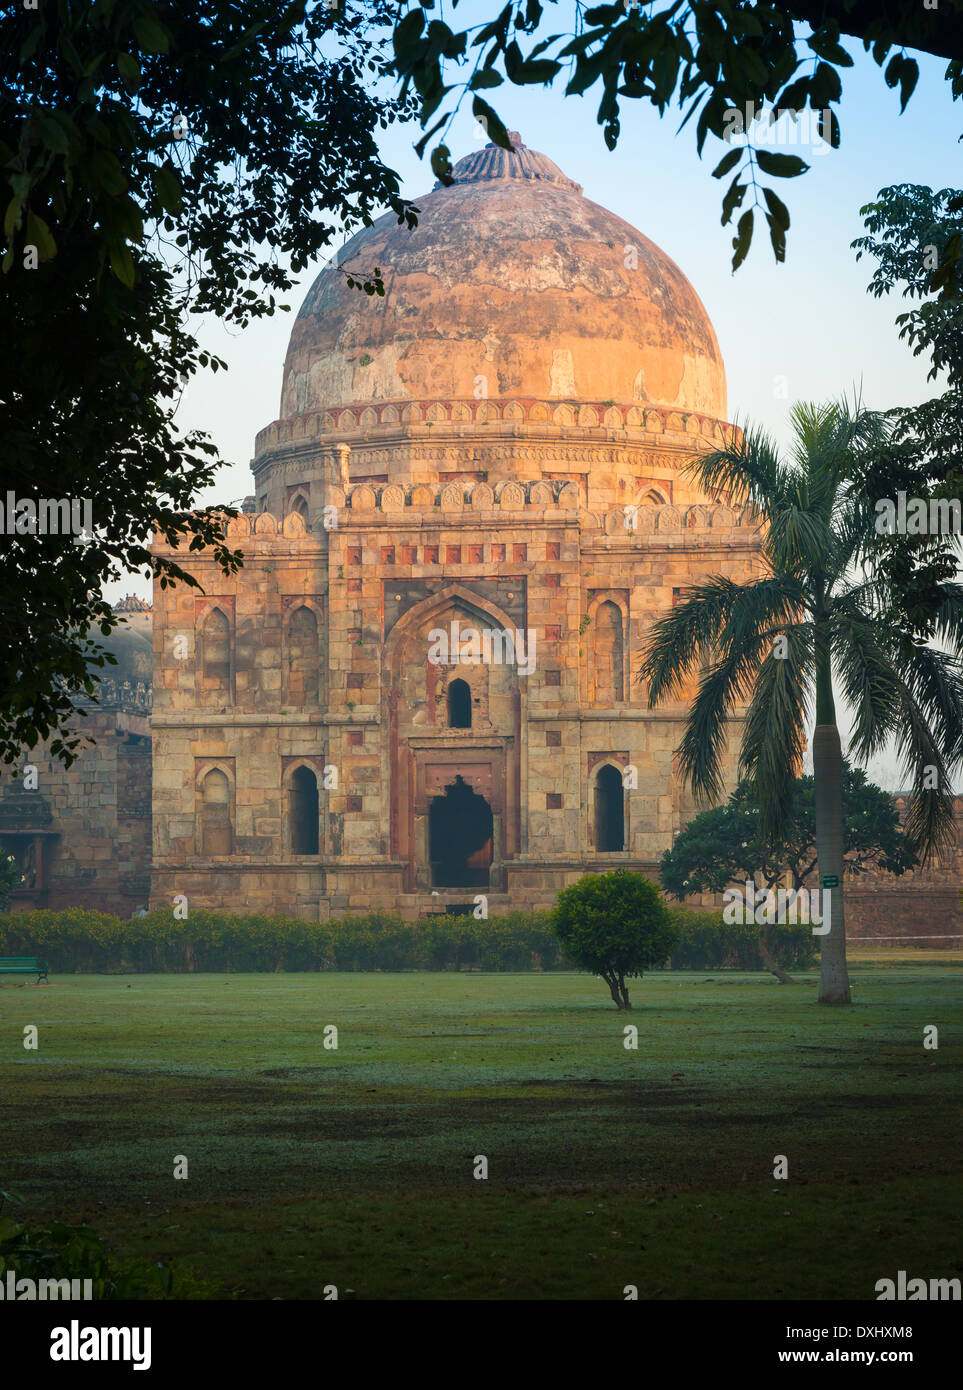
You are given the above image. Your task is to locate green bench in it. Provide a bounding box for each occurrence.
[0,957,49,983]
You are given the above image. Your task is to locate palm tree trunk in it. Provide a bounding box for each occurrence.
[812,720,852,1004]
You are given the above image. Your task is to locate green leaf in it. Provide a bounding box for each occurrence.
[151,163,182,213]
[19,23,42,62]
[820,108,841,149]
[89,149,128,196]
[36,116,69,155]
[133,13,170,54]
[755,150,809,179]
[430,143,453,183]
[3,196,24,239]
[393,8,426,61]
[108,243,135,288]
[471,96,511,150]
[712,147,742,180]
[764,211,787,264]
[25,211,57,260]
[762,185,791,232]
[509,58,561,85]
[886,55,919,112]
[414,116,447,159]
[720,174,746,226]
[807,30,853,67]
[732,208,753,272]
[774,78,812,112]
[117,53,142,87]
[810,61,842,107]
[469,68,503,90]
[565,52,606,98]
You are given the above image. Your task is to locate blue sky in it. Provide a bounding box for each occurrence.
[130,40,960,537]
[109,39,962,786]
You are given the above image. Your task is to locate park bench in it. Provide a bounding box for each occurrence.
[0,957,49,983]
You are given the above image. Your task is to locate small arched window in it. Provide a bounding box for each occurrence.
[199,768,233,856]
[290,495,309,521]
[289,766,319,855]
[287,605,319,704]
[448,678,472,729]
[594,765,625,852]
[199,607,231,693]
[592,602,624,703]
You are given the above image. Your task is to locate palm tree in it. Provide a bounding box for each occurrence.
[640,401,963,1004]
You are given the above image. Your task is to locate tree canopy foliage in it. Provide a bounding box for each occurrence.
[853,184,963,632]
[551,868,678,1009]
[392,0,963,269]
[660,764,918,898]
[1,0,417,767]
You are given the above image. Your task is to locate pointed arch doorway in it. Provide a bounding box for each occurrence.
[428,774,494,888]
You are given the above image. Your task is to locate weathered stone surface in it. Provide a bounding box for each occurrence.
[279,139,725,424]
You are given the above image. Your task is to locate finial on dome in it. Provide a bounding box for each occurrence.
[437,137,582,194]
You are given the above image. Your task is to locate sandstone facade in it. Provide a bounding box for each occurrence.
[150,454,760,918]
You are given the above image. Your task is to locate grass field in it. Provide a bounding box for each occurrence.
[2,967,961,1300]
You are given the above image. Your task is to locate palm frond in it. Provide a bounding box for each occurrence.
[897,644,963,772]
[932,583,963,653]
[890,683,958,863]
[739,626,814,839]
[639,576,748,706]
[639,575,803,707]
[682,423,790,516]
[830,597,904,760]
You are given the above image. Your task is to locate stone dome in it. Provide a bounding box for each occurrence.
[280,135,726,422]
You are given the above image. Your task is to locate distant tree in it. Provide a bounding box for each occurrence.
[660,764,918,984]
[1,0,417,768]
[392,0,963,269]
[551,868,678,1010]
[660,764,918,898]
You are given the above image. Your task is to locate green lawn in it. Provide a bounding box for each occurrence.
[2,968,961,1299]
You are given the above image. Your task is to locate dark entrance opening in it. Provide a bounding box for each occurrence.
[290,766,320,854]
[429,775,493,887]
[447,678,472,728]
[594,764,624,852]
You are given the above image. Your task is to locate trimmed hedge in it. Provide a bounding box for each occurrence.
[0,907,565,973]
[665,907,818,971]
[0,905,817,973]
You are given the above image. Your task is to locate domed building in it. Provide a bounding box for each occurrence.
[149,135,763,917]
